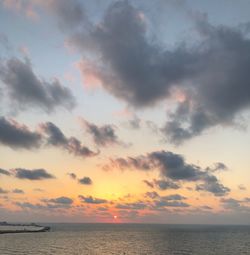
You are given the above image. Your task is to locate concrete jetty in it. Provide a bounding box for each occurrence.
[0,222,50,234]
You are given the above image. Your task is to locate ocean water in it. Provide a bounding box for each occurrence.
[0,224,250,255]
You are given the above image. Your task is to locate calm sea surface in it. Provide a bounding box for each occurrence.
[0,224,250,255]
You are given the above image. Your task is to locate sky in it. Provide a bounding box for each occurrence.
[0,0,250,224]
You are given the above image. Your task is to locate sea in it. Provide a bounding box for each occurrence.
[0,223,250,255]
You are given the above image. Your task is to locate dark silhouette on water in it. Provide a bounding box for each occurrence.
[0,222,50,234]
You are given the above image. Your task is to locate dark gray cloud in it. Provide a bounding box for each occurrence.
[40,122,99,158]
[13,168,55,180]
[153,200,189,208]
[79,195,107,204]
[105,150,230,197]
[196,175,230,197]
[149,192,189,209]
[0,168,10,176]
[15,202,45,210]
[149,150,205,181]
[127,116,141,129]
[221,198,250,212]
[78,176,92,185]
[143,179,180,190]
[15,197,73,210]
[116,201,147,210]
[145,191,159,199]
[12,189,24,194]
[66,1,250,142]
[149,191,190,210]
[162,19,250,143]
[154,179,180,190]
[162,194,186,201]
[0,117,42,149]
[143,180,154,188]
[72,0,182,107]
[0,57,75,113]
[82,118,123,147]
[206,162,228,173]
[103,155,153,171]
[150,151,230,196]
[46,196,73,205]
[40,121,67,146]
[41,0,87,31]
[0,118,100,156]
[68,172,77,179]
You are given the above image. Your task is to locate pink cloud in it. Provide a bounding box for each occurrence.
[76,59,102,90]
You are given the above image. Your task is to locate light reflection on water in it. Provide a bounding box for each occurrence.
[0,224,250,255]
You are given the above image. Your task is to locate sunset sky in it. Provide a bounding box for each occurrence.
[0,0,250,224]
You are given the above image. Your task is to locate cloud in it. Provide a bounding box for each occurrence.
[103,155,153,171]
[221,198,250,212]
[154,179,180,190]
[0,33,11,51]
[46,196,73,205]
[81,118,124,147]
[150,150,230,196]
[0,117,42,149]
[145,191,159,199]
[206,162,228,173]
[40,122,99,158]
[238,184,247,191]
[79,195,107,204]
[15,197,73,210]
[65,1,250,142]
[1,0,38,20]
[78,176,92,185]
[162,194,186,201]
[5,1,250,142]
[0,57,75,113]
[105,150,230,196]
[12,189,24,194]
[161,18,250,143]
[154,200,189,208]
[13,168,55,180]
[0,187,8,194]
[127,115,141,129]
[36,0,88,31]
[116,202,147,210]
[196,175,230,197]
[143,179,180,190]
[143,180,154,188]
[15,202,45,210]
[67,172,77,179]
[0,168,10,176]
[150,193,189,209]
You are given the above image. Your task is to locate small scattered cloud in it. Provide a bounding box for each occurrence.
[67,172,77,180]
[78,176,92,185]
[40,122,99,158]
[238,184,247,191]
[0,57,76,114]
[79,195,107,204]
[81,118,125,147]
[0,117,42,149]
[12,188,24,194]
[46,196,73,205]
[13,168,55,180]
[0,168,10,176]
